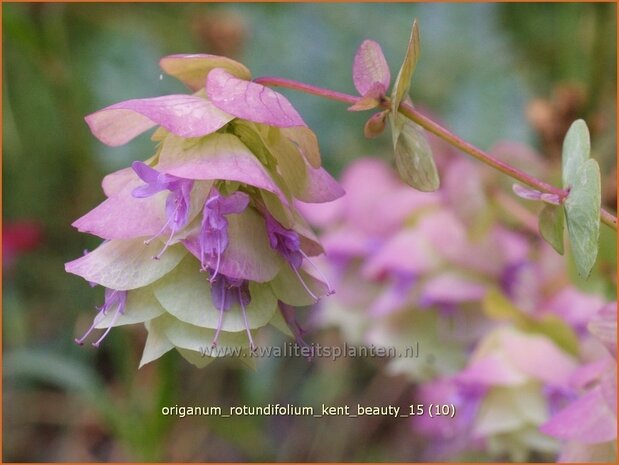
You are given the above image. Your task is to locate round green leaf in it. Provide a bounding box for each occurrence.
[538,204,565,255]
[564,158,601,277]
[389,113,439,192]
[561,119,590,188]
[391,19,420,114]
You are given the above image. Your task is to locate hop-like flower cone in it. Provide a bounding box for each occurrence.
[66,54,343,368]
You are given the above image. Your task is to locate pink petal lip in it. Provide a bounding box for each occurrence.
[85,95,234,147]
[320,228,373,259]
[206,68,306,128]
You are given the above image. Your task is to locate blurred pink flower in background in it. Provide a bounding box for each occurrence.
[541,303,617,462]
[303,139,616,461]
[451,327,578,460]
[2,220,43,270]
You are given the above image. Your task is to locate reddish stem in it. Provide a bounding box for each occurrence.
[255,77,358,106]
[397,103,563,196]
[254,76,617,231]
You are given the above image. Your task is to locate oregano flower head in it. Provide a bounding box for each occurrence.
[66,53,343,368]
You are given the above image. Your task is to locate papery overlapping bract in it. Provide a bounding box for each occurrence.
[67,53,342,367]
[85,95,234,147]
[352,40,391,97]
[159,54,252,90]
[206,68,306,127]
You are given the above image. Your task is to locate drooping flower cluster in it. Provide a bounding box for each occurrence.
[541,302,617,462]
[66,54,343,367]
[302,146,615,461]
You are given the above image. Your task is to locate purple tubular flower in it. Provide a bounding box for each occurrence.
[75,288,128,347]
[199,187,250,281]
[265,215,303,268]
[265,215,333,302]
[209,272,254,350]
[131,161,194,259]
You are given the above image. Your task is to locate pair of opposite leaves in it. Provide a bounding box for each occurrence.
[540,120,601,278]
[354,22,602,278]
[350,20,439,193]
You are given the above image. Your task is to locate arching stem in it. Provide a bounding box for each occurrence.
[254,76,617,231]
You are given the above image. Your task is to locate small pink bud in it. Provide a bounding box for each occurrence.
[364,110,389,139]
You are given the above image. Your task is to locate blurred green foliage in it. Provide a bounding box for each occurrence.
[2,2,616,461]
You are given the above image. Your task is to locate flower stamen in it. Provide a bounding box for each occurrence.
[209,235,223,283]
[299,249,335,295]
[239,287,256,352]
[265,215,331,302]
[75,289,127,347]
[212,280,226,348]
[291,264,319,303]
[92,303,125,347]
